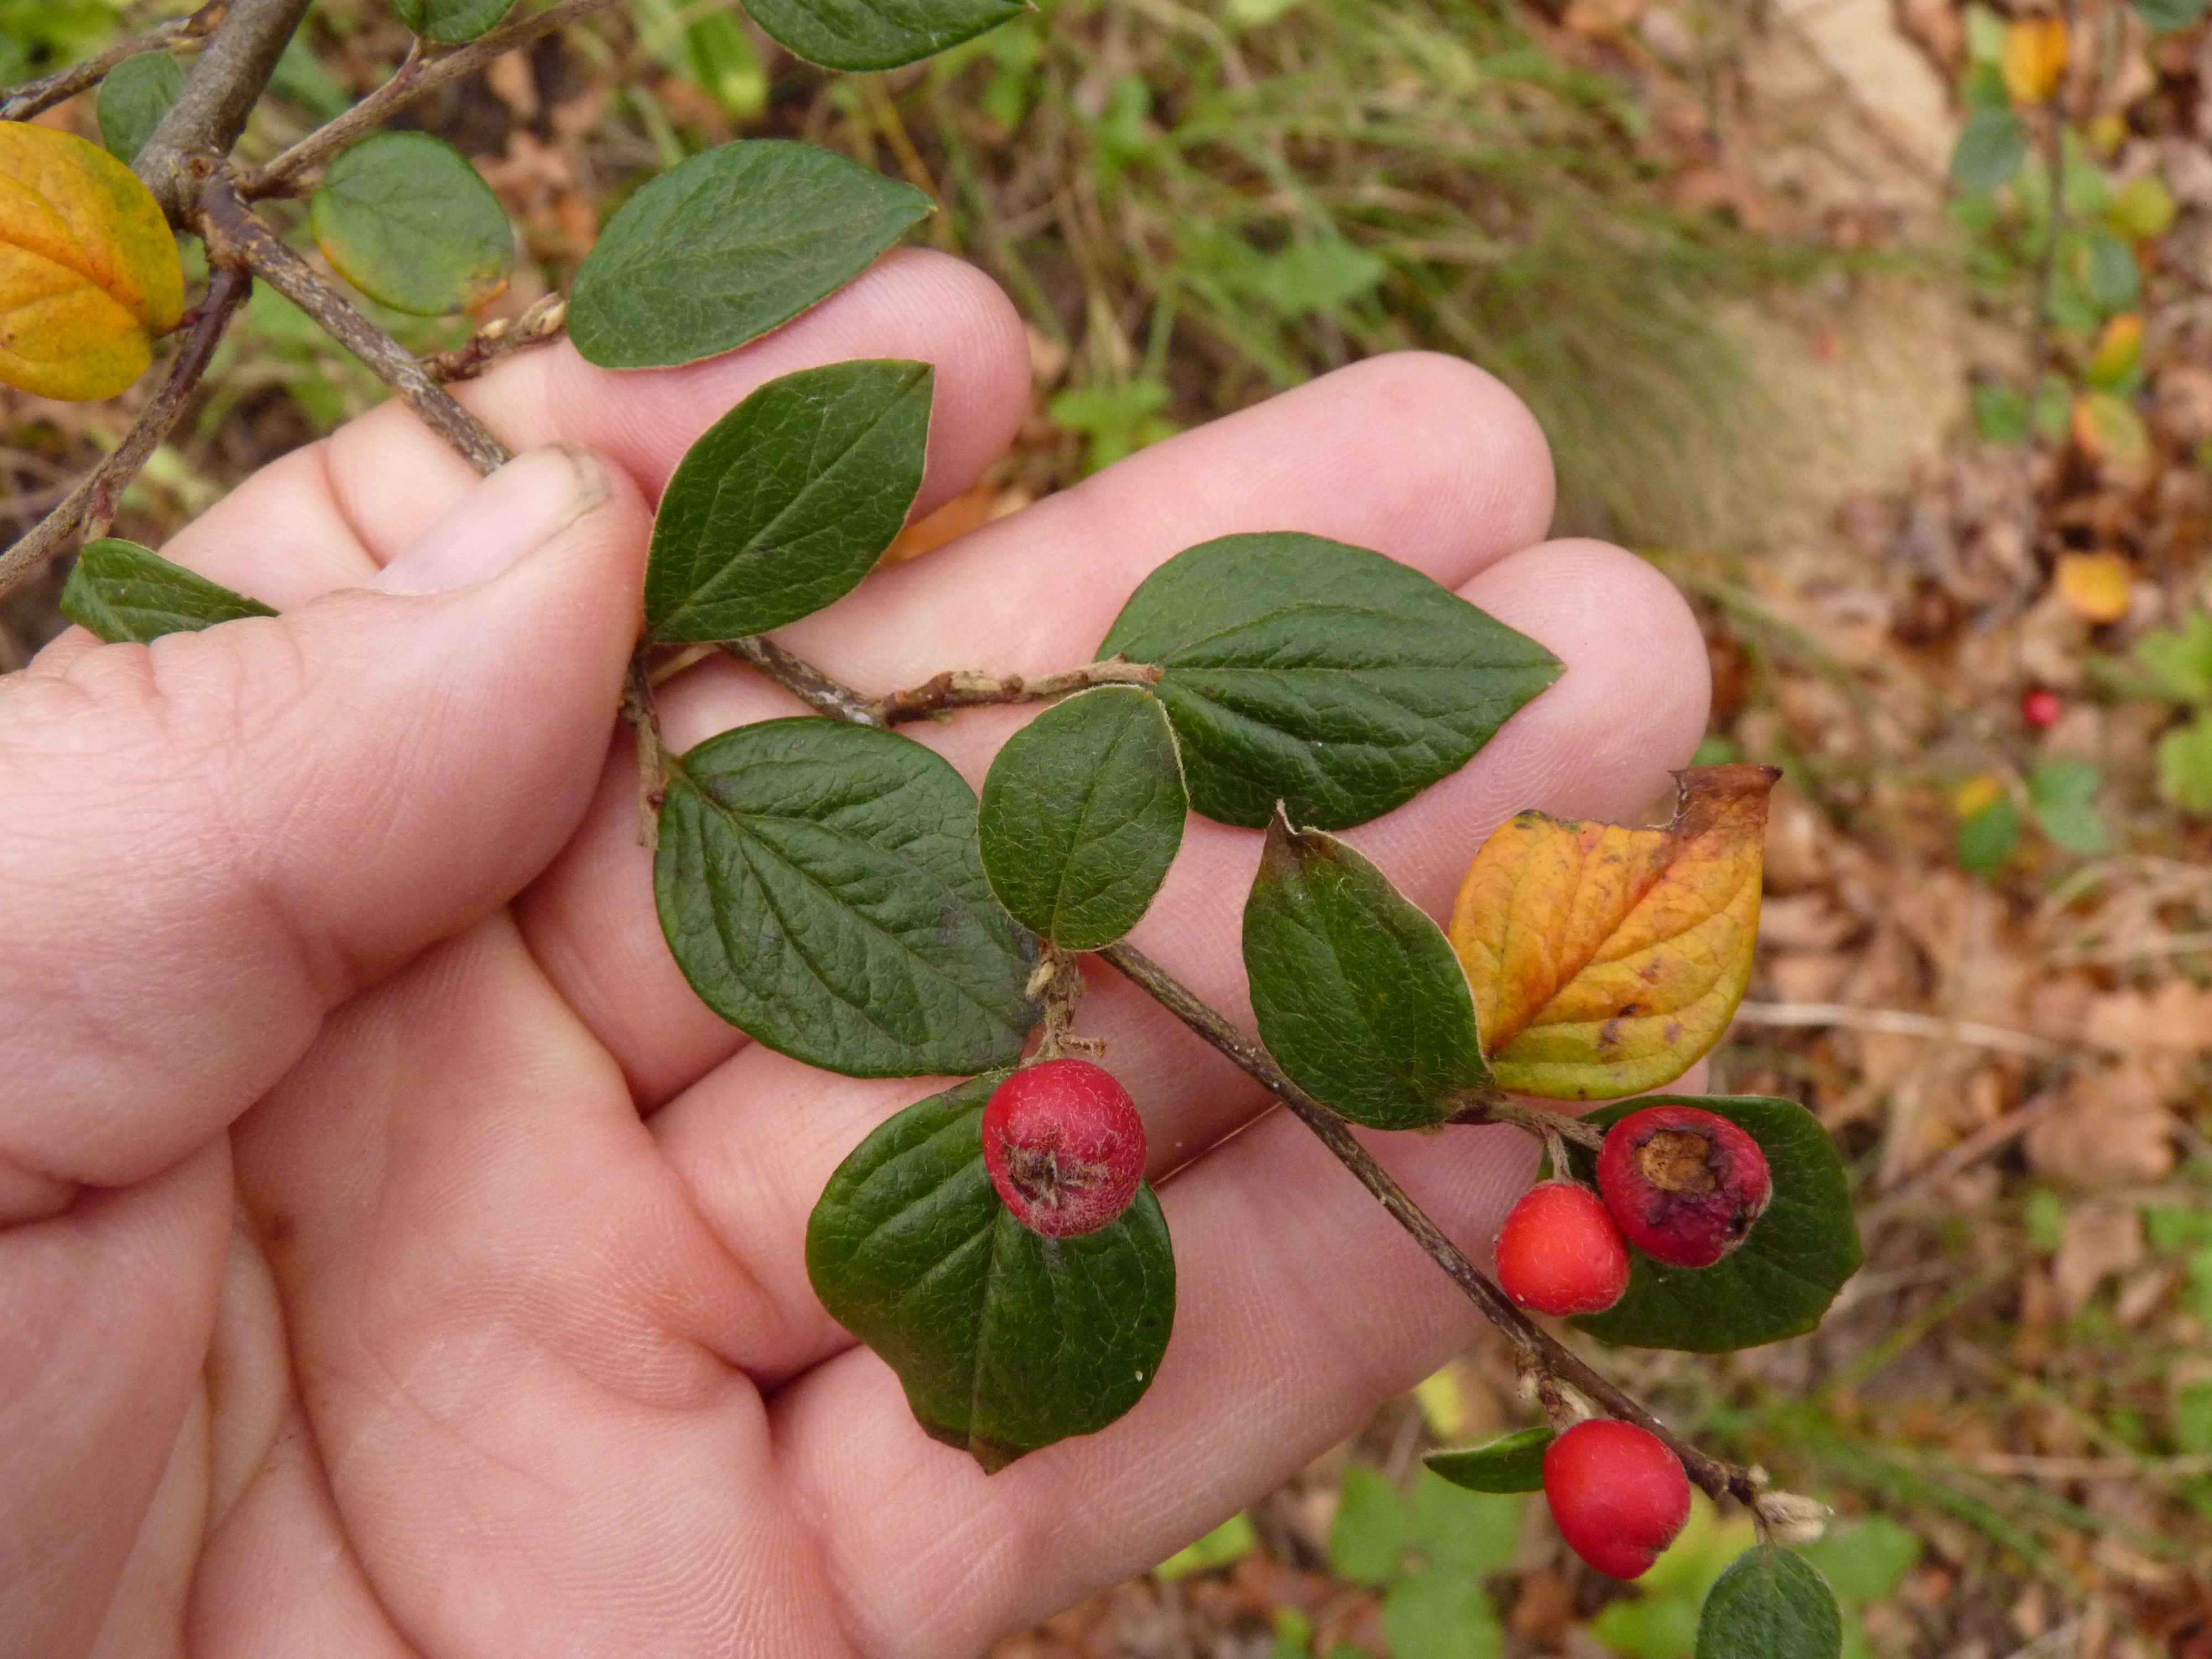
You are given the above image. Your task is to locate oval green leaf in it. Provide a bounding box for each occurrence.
[1243,810,1490,1129]
[806,1073,1176,1471]
[1425,1428,1556,1495]
[1695,1547,1843,1659]
[743,0,1025,70]
[1097,533,1561,830]
[645,359,933,642]
[310,132,513,316]
[1566,1095,1861,1352]
[392,0,515,42]
[978,685,1187,949]
[61,538,277,643]
[655,718,1039,1077]
[97,51,184,164]
[570,140,932,369]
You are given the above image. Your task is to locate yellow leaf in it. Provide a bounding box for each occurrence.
[1447,764,1778,1101]
[2001,16,2067,105]
[2055,549,2133,623]
[2070,391,2151,474]
[1953,773,2005,818]
[2085,314,2142,388]
[0,122,184,401]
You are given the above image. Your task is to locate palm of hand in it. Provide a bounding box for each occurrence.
[0,253,1707,1657]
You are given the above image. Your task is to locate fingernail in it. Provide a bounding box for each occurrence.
[373,444,611,596]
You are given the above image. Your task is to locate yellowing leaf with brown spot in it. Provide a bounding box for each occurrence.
[1448,764,1778,1100]
[2001,16,2067,105]
[0,122,184,400]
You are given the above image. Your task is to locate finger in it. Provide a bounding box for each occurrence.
[519,352,1562,1103]
[645,533,1710,1383]
[160,249,1031,609]
[0,446,648,1196]
[231,919,854,1658]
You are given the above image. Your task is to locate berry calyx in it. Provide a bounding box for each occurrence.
[1543,1419,1692,1580]
[1597,1105,1772,1268]
[2021,686,2062,729]
[982,1058,1147,1238]
[1495,1182,1630,1316]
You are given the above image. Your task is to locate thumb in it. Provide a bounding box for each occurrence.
[0,444,649,1201]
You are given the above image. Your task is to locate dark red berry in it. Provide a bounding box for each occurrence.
[1496,1182,1630,1316]
[1543,1419,1691,1580]
[2021,687,2062,729]
[1597,1105,1771,1268]
[982,1058,1146,1238]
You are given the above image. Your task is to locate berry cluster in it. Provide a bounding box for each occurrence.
[1494,1105,1773,1580]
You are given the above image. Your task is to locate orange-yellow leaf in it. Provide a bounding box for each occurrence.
[2055,549,2133,623]
[2085,314,2142,388]
[1447,764,1779,1100]
[2001,16,2067,105]
[2069,392,2151,476]
[0,122,184,401]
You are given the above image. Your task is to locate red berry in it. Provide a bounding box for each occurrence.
[1543,1420,1692,1580]
[1496,1182,1630,1316]
[2021,687,2062,729]
[982,1059,1147,1238]
[1597,1105,1771,1268]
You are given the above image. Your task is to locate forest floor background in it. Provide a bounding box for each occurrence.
[9,0,2212,1652]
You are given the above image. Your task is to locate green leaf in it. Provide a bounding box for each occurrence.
[2134,0,2209,32]
[1328,1464,1408,1585]
[2107,174,2178,242]
[1384,1570,1503,1659]
[805,1074,1175,1470]
[1097,533,1561,829]
[2028,758,2107,855]
[61,538,277,643]
[1567,1095,1861,1352]
[1694,1547,1843,1659]
[1243,811,1489,1128]
[978,686,1187,949]
[644,359,932,641]
[655,718,1038,1076]
[1950,106,2026,194]
[1410,1471,1521,1575]
[2132,609,2212,703]
[570,140,932,369]
[1154,1513,1257,1580]
[1955,794,2021,874]
[1797,1520,1920,1608]
[743,0,1025,70]
[392,0,514,42]
[96,51,183,164]
[2161,716,2212,813]
[2084,229,2142,313]
[310,132,513,316]
[1425,1428,1556,1495]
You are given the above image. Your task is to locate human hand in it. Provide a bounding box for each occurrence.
[0,251,1708,1657]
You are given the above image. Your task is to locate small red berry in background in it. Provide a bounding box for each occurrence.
[983,1058,1147,1238]
[2021,686,2062,729]
[1597,1105,1772,1268]
[1543,1419,1692,1580]
[1496,1182,1630,1315]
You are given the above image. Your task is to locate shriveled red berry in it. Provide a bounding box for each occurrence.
[1496,1182,1630,1316]
[1597,1105,1771,1268]
[982,1058,1146,1238]
[1543,1419,1691,1580]
[2021,687,2062,729]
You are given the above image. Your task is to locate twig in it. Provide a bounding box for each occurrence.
[2016,0,2079,582]
[719,636,889,726]
[1730,999,2063,1061]
[874,660,1161,723]
[621,648,668,851]
[197,175,509,476]
[237,0,629,196]
[0,265,249,603]
[0,1,225,123]
[134,0,313,223]
[1445,1094,1605,1150]
[1095,938,1760,1507]
[424,294,569,384]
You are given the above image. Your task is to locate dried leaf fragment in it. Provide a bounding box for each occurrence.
[1448,764,1779,1099]
[0,122,184,400]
